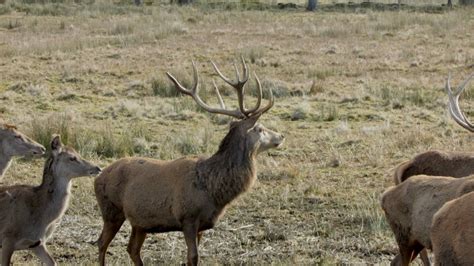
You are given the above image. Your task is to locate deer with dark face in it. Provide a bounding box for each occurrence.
[0,124,45,179]
[94,58,285,266]
[382,73,474,266]
[0,135,101,265]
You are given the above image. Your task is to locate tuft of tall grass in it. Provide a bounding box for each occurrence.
[28,113,152,158]
[238,46,265,63]
[373,85,438,108]
[107,22,134,36]
[346,192,389,233]
[317,103,339,121]
[260,79,290,98]
[151,76,180,98]
[158,125,214,159]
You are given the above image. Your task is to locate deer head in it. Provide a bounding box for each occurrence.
[0,124,45,157]
[166,57,284,155]
[49,136,101,179]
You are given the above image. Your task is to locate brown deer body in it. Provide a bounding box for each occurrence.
[381,175,474,266]
[386,73,474,265]
[0,136,101,266]
[431,191,474,265]
[424,73,474,265]
[95,59,284,266]
[0,124,45,179]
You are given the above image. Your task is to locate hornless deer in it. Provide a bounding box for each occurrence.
[0,135,101,265]
[429,74,474,265]
[382,73,474,266]
[0,124,45,179]
[95,58,285,266]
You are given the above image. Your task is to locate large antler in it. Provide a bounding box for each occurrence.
[166,58,274,119]
[445,73,474,132]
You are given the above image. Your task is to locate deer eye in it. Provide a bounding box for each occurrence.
[15,135,22,139]
[69,157,77,162]
[258,128,263,133]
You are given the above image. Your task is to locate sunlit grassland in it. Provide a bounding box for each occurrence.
[0,2,473,264]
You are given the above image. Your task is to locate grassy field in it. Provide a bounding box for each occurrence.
[0,1,473,264]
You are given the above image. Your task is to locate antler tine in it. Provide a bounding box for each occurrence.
[165,62,198,97]
[251,75,274,117]
[445,74,468,129]
[446,73,474,132]
[211,58,250,116]
[213,80,226,109]
[167,62,245,119]
[239,56,250,84]
[243,73,263,116]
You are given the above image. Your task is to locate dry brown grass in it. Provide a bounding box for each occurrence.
[0,2,473,264]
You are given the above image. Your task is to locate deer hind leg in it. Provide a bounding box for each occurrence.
[1,238,15,266]
[183,223,199,266]
[419,248,431,266]
[98,219,125,266]
[391,254,403,266]
[127,226,146,266]
[96,194,125,266]
[32,244,56,266]
[396,242,424,266]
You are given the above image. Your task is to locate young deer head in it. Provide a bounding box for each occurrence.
[0,124,45,179]
[48,136,102,180]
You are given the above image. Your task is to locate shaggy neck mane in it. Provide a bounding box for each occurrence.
[197,125,257,208]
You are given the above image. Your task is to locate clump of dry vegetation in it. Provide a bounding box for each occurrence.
[0,0,473,264]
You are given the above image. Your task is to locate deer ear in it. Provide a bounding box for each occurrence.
[51,135,63,152]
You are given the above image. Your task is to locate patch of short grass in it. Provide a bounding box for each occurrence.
[373,85,438,108]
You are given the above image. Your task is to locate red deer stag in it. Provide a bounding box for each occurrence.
[391,73,473,265]
[429,74,474,265]
[382,73,474,266]
[0,124,45,179]
[0,135,101,265]
[392,73,474,186]
[95,58,285,266]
